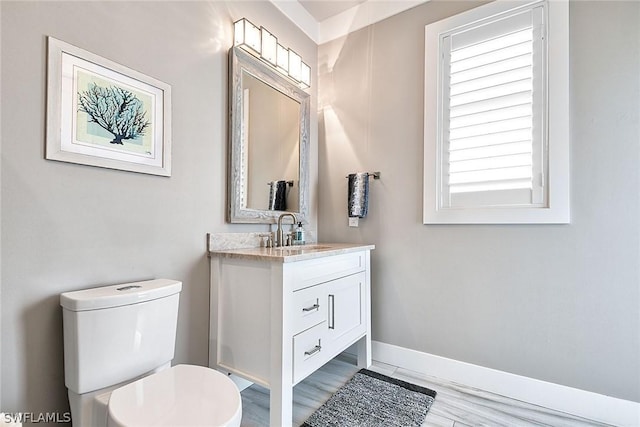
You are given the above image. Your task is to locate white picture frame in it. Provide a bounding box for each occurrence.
[46,36,172,176]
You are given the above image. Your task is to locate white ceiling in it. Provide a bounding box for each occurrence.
[269,0,429,44]
[298,0,367,22]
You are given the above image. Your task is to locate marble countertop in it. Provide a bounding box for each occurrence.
[209,243,375,263]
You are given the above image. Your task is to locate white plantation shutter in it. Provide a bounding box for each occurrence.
[439,5,546,209]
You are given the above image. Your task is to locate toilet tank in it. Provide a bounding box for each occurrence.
[60,279,182,394]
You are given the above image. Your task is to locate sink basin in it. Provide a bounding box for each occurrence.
[294,245,332,250]
[272,244,332,254]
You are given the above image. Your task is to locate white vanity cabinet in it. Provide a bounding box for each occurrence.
[209,244,373,427]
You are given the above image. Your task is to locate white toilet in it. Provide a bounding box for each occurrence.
[60,279,242,427]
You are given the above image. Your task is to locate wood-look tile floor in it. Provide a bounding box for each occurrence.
[239,354,613,427]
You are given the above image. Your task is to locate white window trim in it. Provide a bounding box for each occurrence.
[424,0,570,224]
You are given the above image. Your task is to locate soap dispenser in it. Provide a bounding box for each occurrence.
[295,222,305,245]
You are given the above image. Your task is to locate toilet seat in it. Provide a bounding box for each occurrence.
[107,364,241,427]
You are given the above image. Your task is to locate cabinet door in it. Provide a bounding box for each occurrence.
[326,271,366,350]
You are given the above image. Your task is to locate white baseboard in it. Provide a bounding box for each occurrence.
[372,341,640,427]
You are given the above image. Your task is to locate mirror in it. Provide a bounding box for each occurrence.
[228,46,310,223]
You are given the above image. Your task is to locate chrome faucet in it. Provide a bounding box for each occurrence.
[276,213,297,247]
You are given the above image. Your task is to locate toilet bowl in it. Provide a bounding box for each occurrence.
[107,365,241,427]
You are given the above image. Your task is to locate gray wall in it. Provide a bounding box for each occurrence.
[0,0,3,410]
[0,1,317,421]
[318,0,640,402]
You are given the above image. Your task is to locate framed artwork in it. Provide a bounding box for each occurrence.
[46,37,172,176]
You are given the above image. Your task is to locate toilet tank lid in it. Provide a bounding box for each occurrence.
[60,279,182,311]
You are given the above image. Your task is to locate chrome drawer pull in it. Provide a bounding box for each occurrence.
[304,345,321,356]
[328,294,335,329]
[302,303,320,312]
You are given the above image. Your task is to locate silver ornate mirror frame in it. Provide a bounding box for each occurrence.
[228,46,310,223]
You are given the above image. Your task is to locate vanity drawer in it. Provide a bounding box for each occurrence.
[290,251,366,291]
[292,322,328,385]
[292,284,327,335]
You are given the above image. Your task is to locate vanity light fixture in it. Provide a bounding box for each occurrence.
[288,49,302,82]
[260,27,277,66]
[233,18,311,89]
[234,19,260,54]
[300,62,311,88]
[276,44,289,74]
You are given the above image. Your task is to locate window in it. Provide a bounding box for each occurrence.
[424,0,569,224]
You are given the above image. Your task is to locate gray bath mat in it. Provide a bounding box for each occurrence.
[301,369,436,427]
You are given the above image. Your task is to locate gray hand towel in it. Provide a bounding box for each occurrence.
[348,173,369,218]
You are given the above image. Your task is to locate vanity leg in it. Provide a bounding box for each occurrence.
[269,381,293,427]
[357,335,372,369]
[270,264,294,426]
[358,250,372,369]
